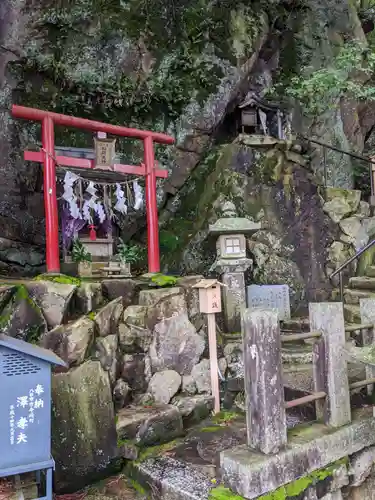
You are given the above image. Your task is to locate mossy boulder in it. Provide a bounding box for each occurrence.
[94,297,123,337]
[102,279,138,305]
[52,360,118,493]
[0,285,47,342]
[41,316,95,367]
[116,404,183,447]
[118,305,151,354]
[160,142,336,311]
[25,281,77,329]
[94,334,119,385]
[324,187,361,215]
[75,282,104,315]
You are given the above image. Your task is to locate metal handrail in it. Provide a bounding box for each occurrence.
[299,134,375,196]
[299,135,375,164]
[330,238,375,300]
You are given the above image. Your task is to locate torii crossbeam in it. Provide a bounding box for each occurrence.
[12,105,174,274]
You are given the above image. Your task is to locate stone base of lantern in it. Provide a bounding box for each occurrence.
[221,272,247,333]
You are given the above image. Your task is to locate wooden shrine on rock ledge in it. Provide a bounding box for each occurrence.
[55,139,144,268]
[11,105,174,275]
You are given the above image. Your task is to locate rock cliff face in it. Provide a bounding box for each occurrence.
[1,0,375,279]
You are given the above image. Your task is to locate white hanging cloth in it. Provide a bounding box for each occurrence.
[62,171,81,219]
[133,180,144,211]
[114,183,128,215]
[259,109,268,135]
[82,181,99,223]
[95,202,106,223]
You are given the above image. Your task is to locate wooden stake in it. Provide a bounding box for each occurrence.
[207,312,220,414]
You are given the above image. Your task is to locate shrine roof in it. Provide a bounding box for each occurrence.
[208,217,261,235]
[239,92,283,112]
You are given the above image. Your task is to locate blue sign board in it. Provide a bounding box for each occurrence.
[0,334,66,498]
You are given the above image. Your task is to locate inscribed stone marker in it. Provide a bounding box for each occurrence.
[310,302,351,427]
[242,308,286,454]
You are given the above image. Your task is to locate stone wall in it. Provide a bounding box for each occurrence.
[0,276,223,492]
[323,187,375,283]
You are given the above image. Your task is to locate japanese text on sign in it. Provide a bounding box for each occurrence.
[10,384,45,446]
[210,291,220,312]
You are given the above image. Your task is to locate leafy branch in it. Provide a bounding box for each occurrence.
[282,41,375,115]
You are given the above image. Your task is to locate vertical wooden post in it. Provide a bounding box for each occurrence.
[143,135,160,273]
[242,308,287,454]
[310,302,351,427]
[42,116,60,274]
[359,298,375,401]
[207,312,220,413]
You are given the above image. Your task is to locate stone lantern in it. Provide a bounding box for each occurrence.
[209,201,261,332]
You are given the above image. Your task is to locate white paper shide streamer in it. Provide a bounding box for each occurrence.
[62,170,143,222]
[95,202,106,223]
[82,182,98,224]
[114,183,128,215]
[133,180,144,211]
[62,171,81,219]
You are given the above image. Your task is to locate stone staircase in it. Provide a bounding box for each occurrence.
[278,260,375,395]
[344,273,375,322]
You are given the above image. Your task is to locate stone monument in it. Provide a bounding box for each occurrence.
[209,201,261,331]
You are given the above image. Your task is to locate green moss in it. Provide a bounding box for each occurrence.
[150,273,178,287]
[212,410,241,424]
[160,231,181,253]
[136,440,179,463]
[117,437,136,448]
[128,479,147,496]
[87,311,96,321]
[0,285,44,343]
[35,273,81,286]
[0,309,12,329]
[210,459,348,500]
[200,425,224,432]
[209,486,245,499]
[26,325,45,344]
[159,144,242,271]
[9,0,289,164]
[287,421,332,440]
[357,244,375,276]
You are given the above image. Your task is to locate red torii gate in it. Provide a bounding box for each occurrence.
[11,105,174,274]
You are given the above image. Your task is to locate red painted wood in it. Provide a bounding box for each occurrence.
[24,152,168,178]
[42,117,60,273]
[13,104,174,274]
[12,105,174,144]
[144,135,160,273]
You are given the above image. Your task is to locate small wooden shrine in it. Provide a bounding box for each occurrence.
[12,104,174,275]
[56,133,144,268]
[238,92,285,139]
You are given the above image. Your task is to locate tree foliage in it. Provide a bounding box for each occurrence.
[284,41,375,115]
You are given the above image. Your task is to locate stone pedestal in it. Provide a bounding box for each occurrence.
[208,201,260,334]
[222,272,246,332]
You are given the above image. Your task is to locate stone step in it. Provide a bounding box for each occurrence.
[365,266,375,278]
[349,277,375,291]
[116,397,215,457]
[344,288,375,305]
[344,304,361,324]
[127,409,313,500]
[282,344,313,365]
[281,317,310,332]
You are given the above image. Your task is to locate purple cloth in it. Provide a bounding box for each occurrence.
[61,204,86,251]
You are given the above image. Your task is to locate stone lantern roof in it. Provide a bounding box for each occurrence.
[208,202,261,235]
